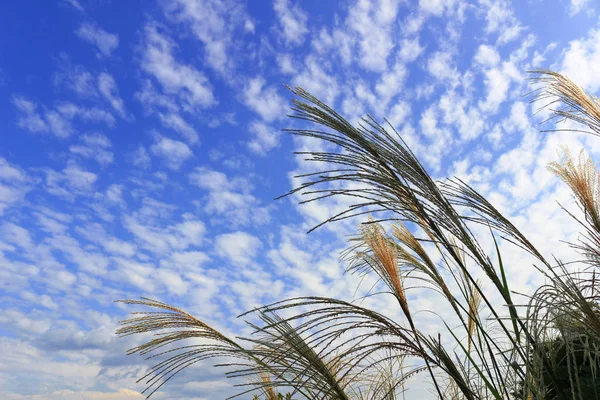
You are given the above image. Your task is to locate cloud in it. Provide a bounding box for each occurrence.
[132,146,151,169]
[158,112,199,143]
[13,97,73,138]
[427,50,459,85]
[273,0,309,45]
[1,222,34,250]
[479,0,524,45]
[150,136,193,170]
[163,0,254,77]
[559,27,600,92]
[54,62,97,97]
[4,388,143,400]
[0,158,31,216]
[189,167,271,227]
[12,96,47,133]
[248,121,279,154]
[63,0,84,12]
[569,0,592,16]
[474,44,500,67]
[162,250,210,270]
[44,110,73,137]
[398,37,424,63]
[142,24,216,109]
[242,77,286,121]
[215,231,262,266]
[74,222,136,257]
[477,60,520,114]
[45,162,98,199]
[376,62,407,106]
[97,73,127,118]
[419,0,452,16]
[291,56,339,106]
[124,215,206,255]
[55,103,115,126]
[69,134,114,166]
[347,0,401,72]
[276,53,297,74]
[76,23,119,57]
[387,100,412,128]
[0,309,51,335]
[14,71,124,137]
[135,80,179,113]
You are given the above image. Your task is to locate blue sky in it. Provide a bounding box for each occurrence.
[1,0,600,399]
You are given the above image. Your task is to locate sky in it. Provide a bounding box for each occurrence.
[1,0,600,399]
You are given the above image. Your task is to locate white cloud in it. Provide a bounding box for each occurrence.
[347,0,401,72]
[189,167,271,227]
[215,231,262,266]
[0,158,27,183]
[55,63,97,98]
[560,27,600,92]
[76,23,119,57]
[12,96,47,133]
[439,91,486,141]
[398,37,424,63]
[158,112,199,143]
[105,184,125,206]
[190,167,231,191]
[55,103,115,126]
[157,268,189,295]
[291,56,339,106]
[33,207,71,235]
[164,0,253,77]
[474,44,500,67]
[1,223,34,250]
[375,62,407,105]
[569,0,592,16]
[387,100,411,127]
[162,250,210,269]
[248,121,279,154]
[420,106,440,139]
[479,0,524,45]
[401,12,425,36]
[478,60,520,114]
[243,77,286,121]
[97,73,126,118]
[341,80,378,121]
[135,80,179,113]
[0,309,51,335]
[74,223,136,257]
[69,134,113,166]
[63,0,84,12]
[132,146,151,169]
[276,53,297,75]
[13,97,76,138]
[150,136,193,170]
[273,0,309,45]
[427,50,459,85]
[13,91,118,138]
[45,162,97,199]
[142,24,216,109]
[4,388,144,400]
[419,0,451,16]
[124,215,205,255]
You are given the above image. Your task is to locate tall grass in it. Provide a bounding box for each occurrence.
[116,70,600,399]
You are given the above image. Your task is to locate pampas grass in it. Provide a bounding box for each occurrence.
[116,70,600,400]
